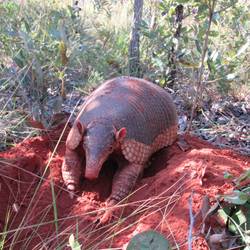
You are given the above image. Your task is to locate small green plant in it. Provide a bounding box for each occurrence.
[0,208,11,250]
[68,234,81,250]
[127,230,171,250]
[217,170,250,249]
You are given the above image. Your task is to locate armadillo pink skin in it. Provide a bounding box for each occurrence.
[62,76,178,215]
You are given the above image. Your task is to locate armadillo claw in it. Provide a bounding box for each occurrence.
[67,183,76,191]
[95,208,114,226]
[62,160,79,189]
[94,199,117,226]
[61,148,82,194]
[66,184,77,200]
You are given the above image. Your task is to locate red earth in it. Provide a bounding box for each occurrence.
[0,125,249,249]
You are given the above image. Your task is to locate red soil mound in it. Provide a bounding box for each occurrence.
[0,126,249,249]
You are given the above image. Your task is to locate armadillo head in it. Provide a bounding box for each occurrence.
[82,121,126,180]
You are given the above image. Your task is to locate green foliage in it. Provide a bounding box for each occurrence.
[0,208,10,250]
[221,190,250,205]
[0,0,130,126]
[0,111,40,151]
[127,230,171,250]
[224,171,234,179]
[0,1,88,125]
[140,0,250,93]
[68,234,81,250]
[217,169,250,248]
[0,0,249,128]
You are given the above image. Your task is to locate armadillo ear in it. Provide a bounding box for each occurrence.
[66,121,85,150]
[77,121,85,135]
[115,127,127,142]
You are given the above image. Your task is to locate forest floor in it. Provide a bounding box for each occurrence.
[0,123,249,249]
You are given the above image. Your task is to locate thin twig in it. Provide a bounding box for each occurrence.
[188,191,195,250]
[215,2,236,14]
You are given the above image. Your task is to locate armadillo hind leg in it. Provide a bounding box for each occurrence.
[97,162,144,224]
[62,148,82,191]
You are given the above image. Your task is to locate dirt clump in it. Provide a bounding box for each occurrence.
[0,126,249,249]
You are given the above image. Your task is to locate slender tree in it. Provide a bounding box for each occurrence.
[187,0,217,133]
[129,0,143,77]
[167,4,184,88]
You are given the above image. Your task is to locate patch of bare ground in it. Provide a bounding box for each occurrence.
[0,126,249,249]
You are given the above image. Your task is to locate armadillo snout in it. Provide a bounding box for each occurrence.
[85,166,100,180]
[85,172,98,180]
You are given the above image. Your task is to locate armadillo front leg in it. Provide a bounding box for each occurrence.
[62,148,82,192]
[98,162,144,224]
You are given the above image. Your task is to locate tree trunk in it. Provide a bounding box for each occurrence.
[167,4,184,88]
[129,0,143,77]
